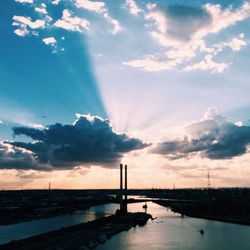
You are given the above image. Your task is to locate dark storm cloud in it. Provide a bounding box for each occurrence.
[0,141,49,171]
[3,114,148,170]
[164,4,211,42]
[13,127,45,141]
[152,111,250,160]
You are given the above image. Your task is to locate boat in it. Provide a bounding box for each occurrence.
[97,234,107,244]
[87,239,98,249]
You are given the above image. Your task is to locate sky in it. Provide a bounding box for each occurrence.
[1,0,250,189]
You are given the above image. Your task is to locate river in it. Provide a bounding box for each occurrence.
[1,202,250,249]
[0,203,118,245]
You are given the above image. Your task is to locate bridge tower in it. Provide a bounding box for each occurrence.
[119,163,128,214]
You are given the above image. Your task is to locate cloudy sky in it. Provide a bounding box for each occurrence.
[1,0,250,189]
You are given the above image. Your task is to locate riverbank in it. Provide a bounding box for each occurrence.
[0,190,118,225]
[0,212,152,250]
[0,201,112,225]
[154,200,250,226]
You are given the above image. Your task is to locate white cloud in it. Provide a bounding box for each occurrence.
[13,16,45,29]
[125,34,243,73]
[75,0,121,34]
[51,0,60,5]
[202,107,225,122]
[216,34,247,52]
[127,2,250,73]
[75,0,106,13]
[184,54,228,73]
[103,13,121,34]
[12,16,46,37]
[45,15,53,23]
[124,39,216,72]
[235,121,243,127]
[42,37,59,53]
[13,25,29,37]
[226,37,247,52]
[35,9,47,15]
[145,5,174,46]
[15,0,33,3]
[203,2,250,36]
[27,123,46,129]
[110,18,121,34]
[165,47,196,62]
[124,55,177,72]
[42,37,57,45]
[54,9,90,32]
[180,34,246,73]
[125,0,142,15]
[0,121,3,124]
[146,2,250,48]
[35,4,48,15]
[179,33,247,72]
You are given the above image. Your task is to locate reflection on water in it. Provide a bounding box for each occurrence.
[0,203,118,245]
[1,201,250,249]
[97,202,250,250]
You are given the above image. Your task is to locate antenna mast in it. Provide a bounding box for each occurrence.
[207,171,210,189]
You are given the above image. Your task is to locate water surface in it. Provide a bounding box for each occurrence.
[1,201,250,249]
[97,202,250,250]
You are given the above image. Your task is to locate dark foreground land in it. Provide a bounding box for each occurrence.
[0,212,152,250]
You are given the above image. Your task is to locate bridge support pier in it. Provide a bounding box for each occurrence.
[119,163,128,214]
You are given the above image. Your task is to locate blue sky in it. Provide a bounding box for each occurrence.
[1,0,250,189]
